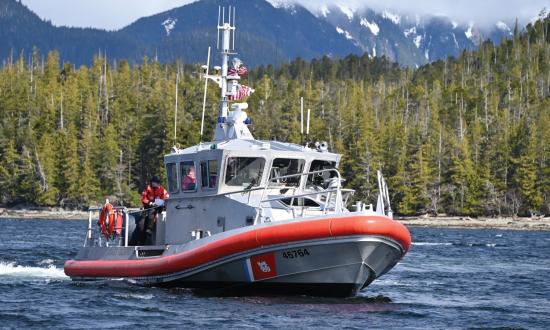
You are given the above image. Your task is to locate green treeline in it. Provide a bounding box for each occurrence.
[0,15,549,216]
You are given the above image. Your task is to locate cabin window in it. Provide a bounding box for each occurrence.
[166,163,179,193]
[201,160,218,189]
[269,158,305,187]
[180,161,197,192]
[307,160,337,187]
[225,157,265,187]
[280,197,320,207]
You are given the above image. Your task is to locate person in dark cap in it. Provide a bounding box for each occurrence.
[137,175,169,245]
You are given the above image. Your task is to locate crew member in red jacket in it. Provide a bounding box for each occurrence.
[141,175,170,208]
[139,175,169,245]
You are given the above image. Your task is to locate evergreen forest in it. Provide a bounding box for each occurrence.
[0,15,548,217]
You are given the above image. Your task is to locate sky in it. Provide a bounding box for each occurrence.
[19,0,547,30]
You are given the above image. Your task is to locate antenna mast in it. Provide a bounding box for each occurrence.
[200,6,253,141]
[300,97,304,145]
[306,108,311,144]
[218,5,235,121]
[200,47,211,141]
[174,72,179,146]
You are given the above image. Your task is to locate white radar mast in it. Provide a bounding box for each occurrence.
[202,6,254,141]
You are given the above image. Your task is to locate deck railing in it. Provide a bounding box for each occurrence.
[219,168,354,222]
[256,168,354,222]
[84,206,136,248]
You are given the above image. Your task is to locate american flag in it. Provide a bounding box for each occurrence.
[228,65,248,77]
[228,84,254,101]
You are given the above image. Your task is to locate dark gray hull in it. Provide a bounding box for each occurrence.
[136,237,403,297]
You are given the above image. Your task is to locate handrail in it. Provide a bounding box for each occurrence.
[258,168,346,218]
[267,168,342,182]
[84,206,136,248]
[261,168,342,202]
[192,168,347,221]
[168,186,294,200]
[220,186,275,196]
[87,206,139,212]
[261,188,339,203]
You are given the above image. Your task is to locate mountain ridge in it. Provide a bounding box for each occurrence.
[0,0,524,67]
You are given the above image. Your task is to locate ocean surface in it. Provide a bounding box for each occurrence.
[1,218,549,329]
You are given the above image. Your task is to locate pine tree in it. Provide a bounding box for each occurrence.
[35,134,58,206]
[54,126,81,207]
[0,141,19,204]
[92,124,120,198]
[449,137,483,215]
[514,126,544,215]
[18,146,42,205]
[399,144,430,215]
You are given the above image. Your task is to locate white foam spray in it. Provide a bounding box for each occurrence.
[0,261,68,279]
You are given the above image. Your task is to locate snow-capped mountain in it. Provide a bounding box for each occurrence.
[0,0,517,68]
[313,4,514,66]
[117,0,361,67]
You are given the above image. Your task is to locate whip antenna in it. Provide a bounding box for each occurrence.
[200,47,211,141]
[300,97,304,134]
[217,7,221,49]
[300,97,304,144]
[174,72,179,146]
[232,7,236,50]
[306,108,311,143]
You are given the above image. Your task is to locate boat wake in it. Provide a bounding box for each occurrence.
[114,293,155,300]
[413,242,498,247]
[0,261,67,279]
[412,242,452,246]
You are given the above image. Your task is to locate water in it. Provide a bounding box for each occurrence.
[1,218,549,329]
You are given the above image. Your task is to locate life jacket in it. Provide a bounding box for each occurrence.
[141,185,169,206]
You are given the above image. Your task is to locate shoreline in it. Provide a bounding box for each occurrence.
[397,215,550,231]
[1,208,549,231]
[0,208,89,220]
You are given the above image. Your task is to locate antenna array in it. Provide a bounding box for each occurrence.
[217,6,236,51]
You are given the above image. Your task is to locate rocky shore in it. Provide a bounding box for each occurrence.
[1,207,549,231]
[398,215,550,231]
[0,207,89,220]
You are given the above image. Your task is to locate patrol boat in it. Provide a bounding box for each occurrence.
[64,7,411,297]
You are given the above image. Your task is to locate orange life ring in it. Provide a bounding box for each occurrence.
[98,203,116,239]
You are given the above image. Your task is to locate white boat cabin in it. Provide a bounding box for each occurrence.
[158,139,352,245]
